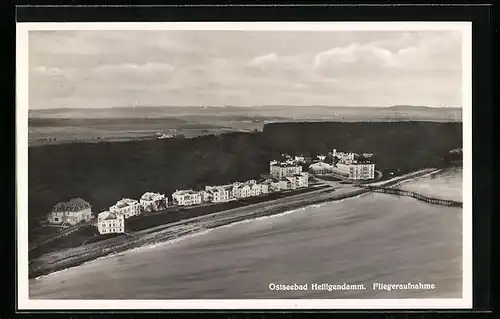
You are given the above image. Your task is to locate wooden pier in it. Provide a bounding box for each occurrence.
[363,185,462,208]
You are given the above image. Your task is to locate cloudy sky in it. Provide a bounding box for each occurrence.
[29,30,462,109]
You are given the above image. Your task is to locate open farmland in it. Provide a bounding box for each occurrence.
[28,116,272,146]
[27,105,461,146]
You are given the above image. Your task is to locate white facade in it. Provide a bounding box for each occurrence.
[296,172,309,188]
[205,185,233,203]
[259,178,281,192]
[350,163,375,180]
[279,173,308,190]
[251,183,261,196]
[269,161,303,179]
[200,190,212,203]
[109,198,141,219]
[140,192,167,212]
[47,198,93,226]
[258,182,269,194]
[332,149,357,164]
[172,190,202,206]
[233,184,252,199]
[97,211,125,235]
[269,181,281,192]
[279,178,292,191]
[294,155,305,163]
[333,162,375,180]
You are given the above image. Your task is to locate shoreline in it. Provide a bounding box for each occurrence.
[29,168,445,280]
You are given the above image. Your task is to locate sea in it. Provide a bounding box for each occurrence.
[29,167,463,299]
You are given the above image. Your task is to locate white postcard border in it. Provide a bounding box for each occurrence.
[16,21,473,310]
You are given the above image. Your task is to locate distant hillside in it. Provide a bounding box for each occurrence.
[29,105,462,122]
[389,105,431,110]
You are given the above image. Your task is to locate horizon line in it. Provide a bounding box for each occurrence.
[29,105,463,111]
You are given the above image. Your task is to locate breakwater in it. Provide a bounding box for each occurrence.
[364,186,462,208]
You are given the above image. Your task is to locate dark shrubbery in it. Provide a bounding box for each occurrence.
[28,122,462,227]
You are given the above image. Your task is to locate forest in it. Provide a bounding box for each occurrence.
[28,121,462,228]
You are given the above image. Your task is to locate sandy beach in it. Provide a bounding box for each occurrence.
[29,168,440,279]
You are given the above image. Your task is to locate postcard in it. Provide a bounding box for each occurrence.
[17,21,472,310]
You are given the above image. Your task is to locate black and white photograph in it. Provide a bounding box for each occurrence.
[17,22,472,309]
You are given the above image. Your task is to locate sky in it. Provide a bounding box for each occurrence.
[28,30,463,109]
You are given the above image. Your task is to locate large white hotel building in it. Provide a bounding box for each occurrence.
[269,160,303,179]
[331,149,375,180]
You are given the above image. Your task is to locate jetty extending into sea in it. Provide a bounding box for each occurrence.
[362,185,462,208]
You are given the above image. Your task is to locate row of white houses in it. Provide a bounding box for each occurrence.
[97,172,310,234]
[47,159,312,236]
[172,172,310,207]
[97,192,167,235]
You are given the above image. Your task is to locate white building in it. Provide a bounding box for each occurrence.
[279,178,294,191]
[333,162,375,180]
[97,211,125,235]
[232,183,252,199]
[296,172,309,188]
[109,198,141,219]
[205,185,233,203]
[199,190,211,203]
[172,189,202,206]
[269,161,303,179]
[140,192,167,212]
[309,162,333,175]
[294,155,305,163]
[259,178,281,192]
[47,198,93,226]
[332,149,357,164]
[250,183,261,196]
[278,172,309,190]
[258,182,269,195]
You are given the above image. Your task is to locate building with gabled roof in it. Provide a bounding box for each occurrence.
[172,189,202,206]
[140,192,167,212]
[97,211,125,234]
[47,198,93,226]
[109,198,142,219]
[205,185,233,203]
[269,160,303,179]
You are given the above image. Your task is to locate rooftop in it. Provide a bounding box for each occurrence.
[271,162,301,168]
[309,162,333,169]
[115,202,128,208]
[52,198,91,212]
[104,212,119,221]
[98,210,120,221]
[174,189,199,196]
[141,192,164,200]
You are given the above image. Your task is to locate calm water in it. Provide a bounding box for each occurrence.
[398,167,463,202]
[30,168,463,299]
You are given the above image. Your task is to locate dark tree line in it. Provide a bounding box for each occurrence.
[28,121,462,227]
